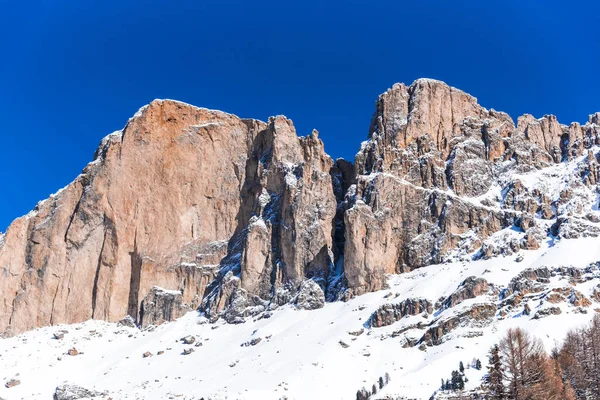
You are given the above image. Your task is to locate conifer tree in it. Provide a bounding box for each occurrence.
[451,370,464,390]
[483,344,505,400]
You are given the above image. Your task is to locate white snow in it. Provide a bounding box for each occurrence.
[258,188,271,208]
[190,122,225,129]
[284,170,298,187]
[1,238,598,400]
[152,287,183,296]
[248,215,268,231]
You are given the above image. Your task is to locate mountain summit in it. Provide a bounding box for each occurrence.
[1,79,600,338]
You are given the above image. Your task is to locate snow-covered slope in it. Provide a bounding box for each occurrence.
[1,237,598,400]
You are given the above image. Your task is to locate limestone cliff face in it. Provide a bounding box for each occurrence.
[0,100,336,335]
[0,100,266,334]
[2,79,599,334]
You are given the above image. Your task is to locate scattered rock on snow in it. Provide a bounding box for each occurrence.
[183,348,194,355]
[533,307,562,319]
[241,337,262,347]
[117,315,137,328]
[67,348,79,356]
[181,335,195,345]
[143,351,152,358]
[348,328,365,336]
[5,379,20,388]
[53,384,106,399]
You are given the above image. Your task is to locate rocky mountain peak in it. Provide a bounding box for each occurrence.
[1,79,600,336]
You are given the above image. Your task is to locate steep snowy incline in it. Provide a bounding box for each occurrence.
[1,237,599,400]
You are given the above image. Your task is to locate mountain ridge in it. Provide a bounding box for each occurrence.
[2,78,600,337]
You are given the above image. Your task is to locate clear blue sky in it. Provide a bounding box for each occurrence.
[1,1,599,231]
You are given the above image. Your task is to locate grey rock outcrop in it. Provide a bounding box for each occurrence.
[420,303,497,346]
[139,287,187,329]
[53,384,106,399]
[117,315,137,328]
[442,277,490,309]
[369,298,433,328]
[293,279,325,310]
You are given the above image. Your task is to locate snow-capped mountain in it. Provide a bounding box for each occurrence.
[2,78,600,399]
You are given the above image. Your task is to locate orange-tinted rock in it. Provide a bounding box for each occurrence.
[0,101,336,335]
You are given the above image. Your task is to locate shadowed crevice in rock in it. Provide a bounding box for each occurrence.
[91,215,118,319]
[91,217,108,319]
[63,185,86,246]
[126,229,142,322]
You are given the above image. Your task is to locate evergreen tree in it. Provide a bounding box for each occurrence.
[384,372,391,385]
[483,344,506,399]
[379,376,384,389]
[451,370,464,390]
[441,378,446,390]
[475,358,482,370]
[356,387,370,400]
[459,361,465,374]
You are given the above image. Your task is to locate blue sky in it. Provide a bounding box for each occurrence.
[1,1,599,231]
